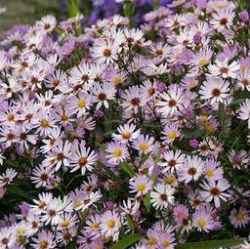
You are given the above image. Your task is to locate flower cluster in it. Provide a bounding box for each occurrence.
[0,0,249,248]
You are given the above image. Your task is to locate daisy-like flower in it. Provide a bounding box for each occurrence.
[210,8,235,32]
[238,99,250,128]
[44,141,72,171]
[105,141,128,165]
[200,178,230,208]
[132,134,155,155]
[192,206,214,232]
[208,58,240,79]
[161,123,181,144]
[173,204,189,224]
[129,174,153,197]
[30,165,54,188]
[100,210,121,241]
[177,156,204,183]
[36,15,57,33]
[91,82,116,109]
[204,159,224,181]
[67,91,92,117]
[31,192,53,215]
[199,78,230,104]
[122,85,147,113]
[150,183,175,210]
[229,207,250,228]
[0,168,17,187]
[31,230,56,249]
[33,111,56,137]
[159,150,185,173]
[240,238,250,249]
[92,39,120,64]
[112,123,140,143]
[157,86,185,118]
[69,63,95,91]
[69,140,97,175]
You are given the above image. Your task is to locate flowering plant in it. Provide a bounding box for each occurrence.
[0,0,250,248]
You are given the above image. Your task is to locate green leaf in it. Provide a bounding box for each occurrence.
[67,0,79,17]
[143,193,151,213]
[175,239,243,249]
[110,234,141,249]
[123,1,136,18]
[120,161,135,177]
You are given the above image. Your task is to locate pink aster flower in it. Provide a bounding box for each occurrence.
[129,174,153,197]
[200,178,230,208]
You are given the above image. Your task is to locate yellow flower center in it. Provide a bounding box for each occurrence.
[197,218,207,229]
[60,219,70,228]
[168,131,176,140]
[112,148,122,157]
[136,183,146,192]
[77,99,86,108]
[206,168,214,177]
[161,240,170,247]
[16,226,26,235]
[39,240,49,249]
[198,58,207,67]
[148,237,157,245]
[139,143,149,152]
[40,119,49,128]
[165,176,175,184]
[90,222,99,229]
[234,211,245,221]
[112,76,123,85]
[106,219,115,228]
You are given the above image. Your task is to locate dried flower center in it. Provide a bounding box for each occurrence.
[160,193,168,201]
[98,93,106,101]
[212,88,221,96]
[188,167,197,175]
[168,99,176,107]
[220,67,228,74]
[103,49,111,57]
[220,18,228,25]
[78,157,88,167]
[40,173,48,181]
[131,97,140,106]
[210,187,220,196]
[168,159,176,167]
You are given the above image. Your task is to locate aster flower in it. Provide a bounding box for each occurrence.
[199,78,230,104]
[200,178,230,208]
[69,140,97,175]
[238,99,250,128]
[106,141,128,165]
[91,82,116,109]
[150,183,175,210]
[129,174,153,197]
[157,86,185,118]
[229,207,250,228]
[31,230,56,249]
[159,150,185,173]
[112,123,140,143]
[177,156,204,183]
[192,206,214,232]
[132,134,155,155]
[100,210,121,241]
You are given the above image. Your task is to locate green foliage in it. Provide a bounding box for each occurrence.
[110,234,141,249]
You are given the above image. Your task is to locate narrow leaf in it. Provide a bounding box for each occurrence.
[175,239,243,249]
[111,234,141,249]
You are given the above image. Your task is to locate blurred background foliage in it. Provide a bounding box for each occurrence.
[0,0,61,32]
